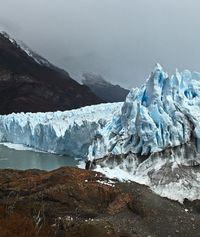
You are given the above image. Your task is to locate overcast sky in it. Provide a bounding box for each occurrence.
[0,0,200,88]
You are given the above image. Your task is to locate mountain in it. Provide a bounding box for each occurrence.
[0,32,103,115]
[82,72,129,102]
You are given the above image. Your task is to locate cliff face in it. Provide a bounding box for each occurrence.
[0,32,103,115]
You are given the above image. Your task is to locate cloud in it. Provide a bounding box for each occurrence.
[0,17,21,34]
[0,0,200,89]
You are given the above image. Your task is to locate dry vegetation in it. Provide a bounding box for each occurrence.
[0,206,53,237]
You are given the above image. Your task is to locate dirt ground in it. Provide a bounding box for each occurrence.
[0,167,199,237]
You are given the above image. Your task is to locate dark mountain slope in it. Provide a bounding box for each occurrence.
[0,32,103,115]
[82,72,129,102]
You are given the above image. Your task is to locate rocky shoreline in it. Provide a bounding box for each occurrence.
[0,167,199,237]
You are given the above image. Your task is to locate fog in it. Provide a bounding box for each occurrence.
[0,0,200,88]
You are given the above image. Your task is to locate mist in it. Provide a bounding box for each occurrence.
[0,0,200,88]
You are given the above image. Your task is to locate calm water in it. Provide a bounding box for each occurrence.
[0,144,78,171]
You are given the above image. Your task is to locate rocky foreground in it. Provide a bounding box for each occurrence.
[0,167,200,237]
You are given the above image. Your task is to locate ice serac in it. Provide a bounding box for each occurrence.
[86,64,200,203]
[0,103,122,157]
[88,64,200,159]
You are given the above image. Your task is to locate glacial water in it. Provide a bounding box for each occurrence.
[0,144,78,171]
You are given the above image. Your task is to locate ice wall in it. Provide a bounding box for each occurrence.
[0,103,122,157]
[88,64,200,159]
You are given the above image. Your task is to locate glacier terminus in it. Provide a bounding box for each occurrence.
[1,64,200,202]
[88,63,200,159]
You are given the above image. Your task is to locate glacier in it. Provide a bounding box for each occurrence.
[83,64,200,202]
[88,63,200,160]
[1,63,200,202]
[0,103,122,157]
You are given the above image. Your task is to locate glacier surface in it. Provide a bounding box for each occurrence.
[0,103,122,157]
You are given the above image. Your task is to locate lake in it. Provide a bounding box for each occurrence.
[0,144,79,171]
